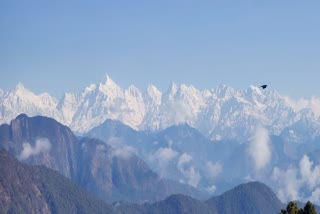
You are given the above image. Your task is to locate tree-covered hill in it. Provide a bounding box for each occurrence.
[0,148,114,214]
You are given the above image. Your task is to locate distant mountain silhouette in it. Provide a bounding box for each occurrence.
[206,181,284,214]
[115,182,284,214]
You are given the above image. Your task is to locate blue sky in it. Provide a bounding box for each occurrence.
[1,0,320,98]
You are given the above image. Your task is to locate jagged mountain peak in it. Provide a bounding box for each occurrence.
[100,74,119,88]
[14,82,26,91]
[126,84,141,95]
[145,84,162,106]
[83,84,97,95]
[1,76,320,142]
[147,84,161,95]
[11,82,32,96]
[167,82,179,95]
[212,84,236,98]
[98,75,123,97]
[11,83,57,102]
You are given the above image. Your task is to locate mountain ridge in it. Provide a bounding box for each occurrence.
[1,76,320,142]
[0,148,287,214]
[0,148,114,214]
[0,114,206,203]
[115,181,284,214]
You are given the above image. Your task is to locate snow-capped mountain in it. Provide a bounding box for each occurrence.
[0,83,61,123]
[1,75,320,142]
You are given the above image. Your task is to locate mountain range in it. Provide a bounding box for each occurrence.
[85,118,320,202]
[1,76,320,205]
[0,114,204,203]
[1,75,320,142]
[115,181,284,214]
[0,147,285,214]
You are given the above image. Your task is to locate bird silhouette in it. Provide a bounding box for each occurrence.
[260,85,267,89]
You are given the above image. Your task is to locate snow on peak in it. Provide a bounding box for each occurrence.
[249,85,262,93]
[168,82,178,93]
[102,74,115,86]
[285,96,320,118]
[83,84,96,95]
[2,76,320,142]
[147,84,161,96]
[0,83,62,126]
[126,85,140,94]
[15,82,26,90]
[13,83,31,95]
[180,84,196,93]
[213,84,235,98]
[98,75,123,98]
[145,84,162,106]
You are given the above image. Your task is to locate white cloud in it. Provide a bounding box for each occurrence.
[177,153,193,168]
[107,137,136,159]
[176,153,200,187]
[300,155,320,189]
[183,166,201,187]
[168,100,193,125]
[150,147,178,177]
[272,155,320,205]
[272,166,302,202]
[206,161,223,179]
[245,175,254,182]
[152,147,178,163]
[285,96,320,117]
[284,96,308,112]
[309,188,320,205]
[113,145,136,159]
[207,185,217,193]
[247,126,271,170]
[18,138,51,160]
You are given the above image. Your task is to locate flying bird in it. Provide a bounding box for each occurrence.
[260,85,267,89]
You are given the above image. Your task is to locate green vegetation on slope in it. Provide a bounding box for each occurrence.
[280,201,318,214]
[0,148,114,214]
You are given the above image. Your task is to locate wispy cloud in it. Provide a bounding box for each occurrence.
[207,185,217,193]
[18,138,51,160]
[272,155,320,205]
[300,155,320,189]
[150,147,178,177]
[206,161,223,179]
[107,137,136,159]
[272,165,301,202]
[177,153,193,168]
[180,165,201,187]
[176,153,200,187]
[247,125,271,170]
[309,188,320,205]
[285,96,320,117]
[168,100,193,125]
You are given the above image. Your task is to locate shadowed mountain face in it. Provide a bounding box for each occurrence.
[86,120,257,193]
[0,140,285,214]
[0,149,285,214]
[206,182,284,214]
[0,114,205,203]
[87,118,320,202]
[0,113,79,178]
[115,182,284,214]
[0,148,114,214]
